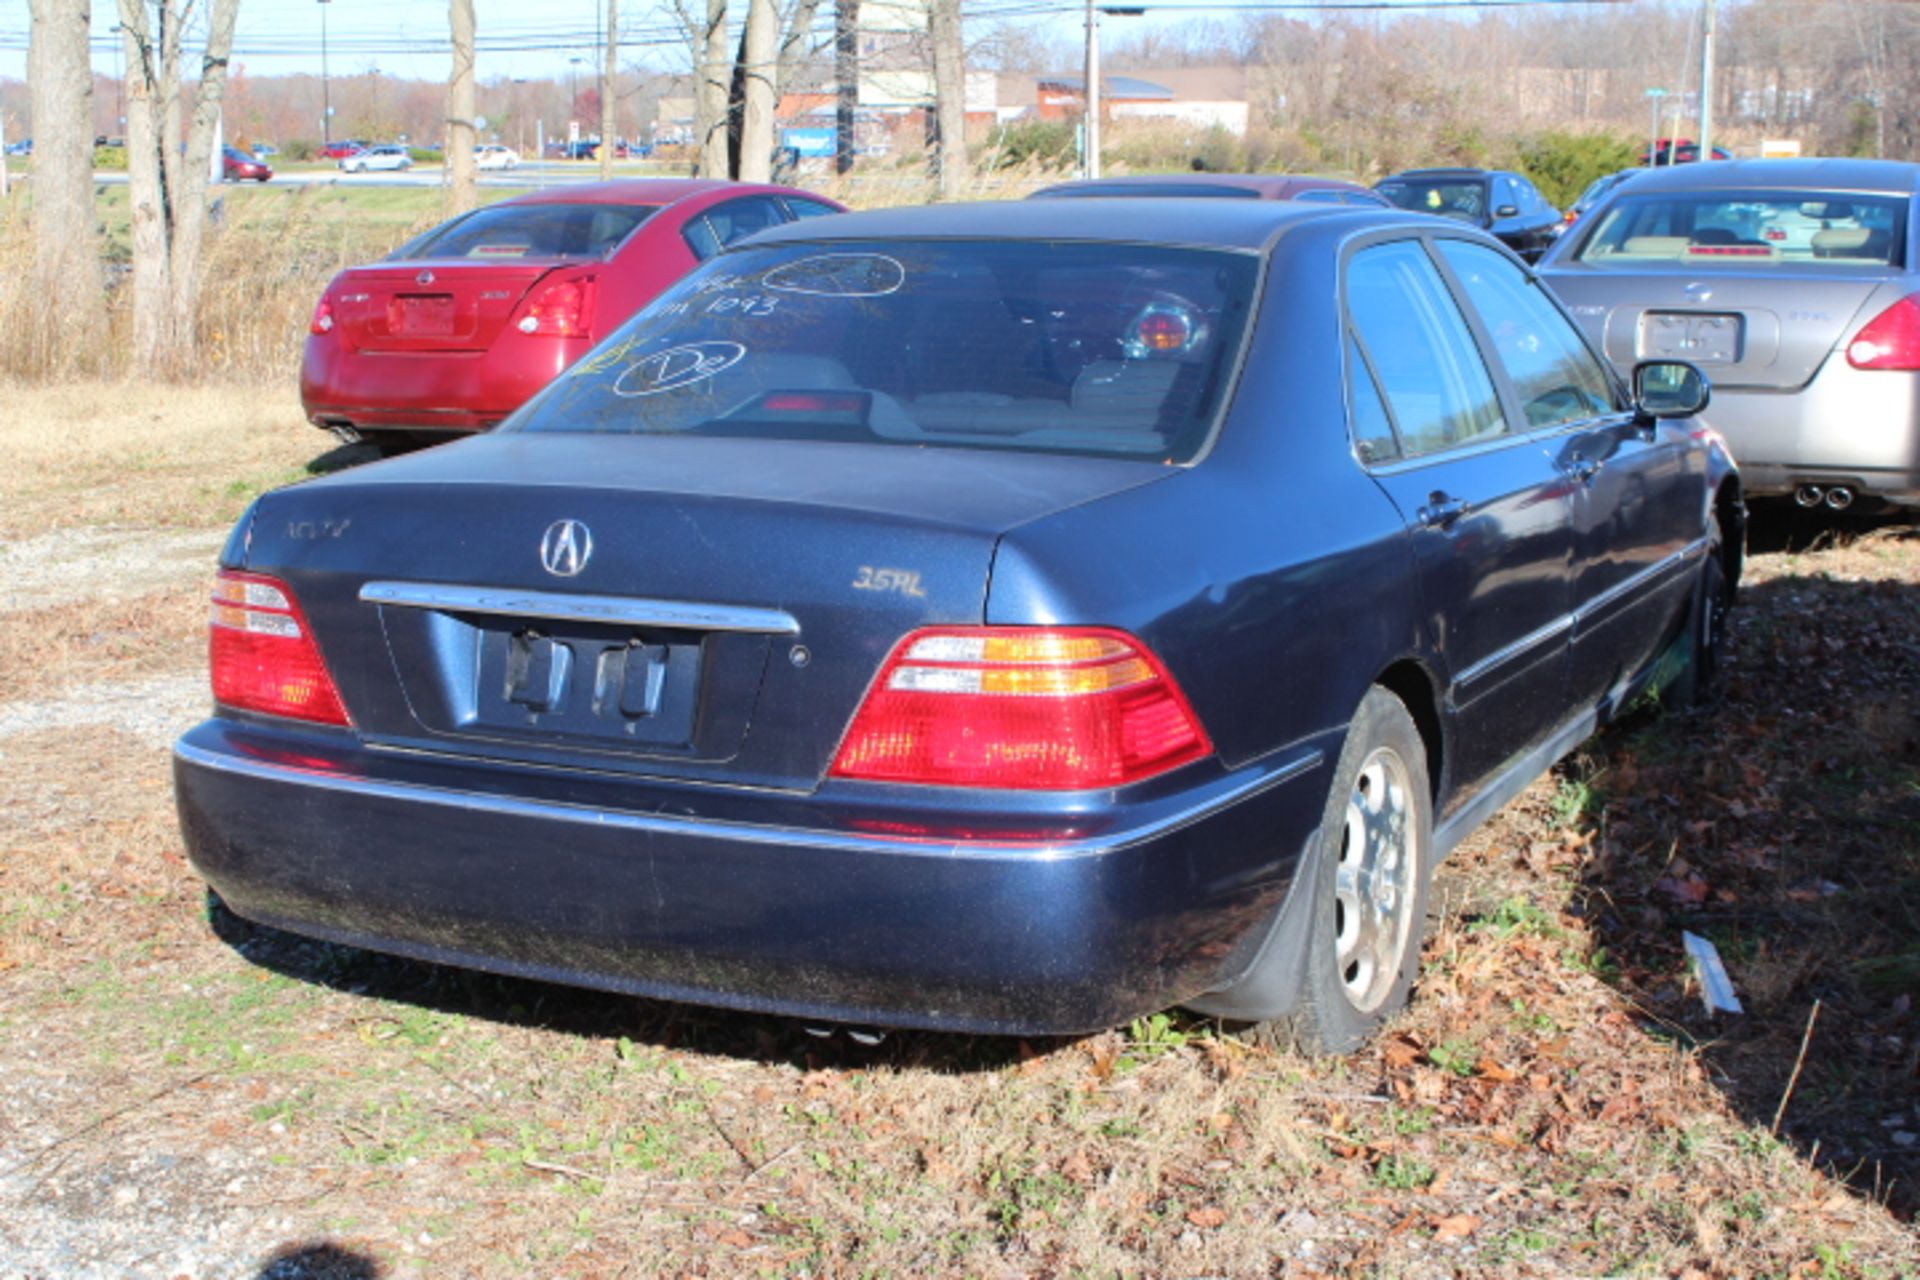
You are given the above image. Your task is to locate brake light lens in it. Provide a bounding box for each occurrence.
[830,627,1211,790]
[309,298,334,334]
[208,571,351,727]
[515,274,597,337]
[1847,296,1920,371]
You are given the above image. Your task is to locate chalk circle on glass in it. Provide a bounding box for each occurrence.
[763,253,907,299]
[612,341,749,398]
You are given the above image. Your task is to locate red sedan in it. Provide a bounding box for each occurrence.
[301,179,846,451]
[222,146,272,182]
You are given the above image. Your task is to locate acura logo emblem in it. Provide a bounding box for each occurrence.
[539,519,593,577]
[416,270,436,286]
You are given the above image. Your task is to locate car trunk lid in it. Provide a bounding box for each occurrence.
[240,433,1173,791]
[327,261,559,354]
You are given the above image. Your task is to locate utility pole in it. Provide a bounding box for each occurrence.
[1644,87,1667,165]
[1082,0,1100,181]
[319,0,332,144]
[600,0,618,179]
[1698,0,1717,161]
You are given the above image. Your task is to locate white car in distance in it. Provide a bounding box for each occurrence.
[475,144,521,171]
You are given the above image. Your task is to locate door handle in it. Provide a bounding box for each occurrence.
[1568,457,1604,485]
[1418,493,1470,528]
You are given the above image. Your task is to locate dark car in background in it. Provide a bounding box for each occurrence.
[1563,169,1640,229]
[182,199,1739,1053]
[1539,157,1920,510]
[222,146,272,182]
[1375,167,1563,261]
[301,178,846,452]
[1030,173,1390,206]
[1641,138,1734,166]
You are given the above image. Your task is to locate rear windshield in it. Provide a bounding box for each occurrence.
[1375,179,1488,221]
[509,239,1261,462]
[394,203,658,261]
[1573,190,1908,267]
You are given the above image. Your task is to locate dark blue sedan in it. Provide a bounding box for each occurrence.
[175,200,1742,1052]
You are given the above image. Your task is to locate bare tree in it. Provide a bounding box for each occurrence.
[118,0,242,376]
[835,0,858,174]
[929,0,965,199]
[26,0,100,337]
[696,0,730,176]
[736,0,779,181]
[448,0,477,213]
[600,0,619,179]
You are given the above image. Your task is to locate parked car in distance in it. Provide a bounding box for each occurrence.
[1375,167,1563,261]
[1540,157,1920,511]
[188,199,1741,1053]
[301,178,848,451]
[1029,173,1391,206]
[1640,138,1734,166]
[251,143,279,158]
[340,144,411,173]
[320,139,369,160]
[1563,169,1640,228]
[5,138,30,156]
[475,144,520,171]
[222,146,273,182]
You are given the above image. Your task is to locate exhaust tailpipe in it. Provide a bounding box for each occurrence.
[326,423,364,446]
[1825,486,1856,511]
[1794,484,1825,508]
[798,1024,890,1046]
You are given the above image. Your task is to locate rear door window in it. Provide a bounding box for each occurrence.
[1435,240,1618,428]
[1345,240,1507,457]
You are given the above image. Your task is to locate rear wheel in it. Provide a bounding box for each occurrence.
[1191,687,1434,1055]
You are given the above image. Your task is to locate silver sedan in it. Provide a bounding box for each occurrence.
[1539,158,1920,510]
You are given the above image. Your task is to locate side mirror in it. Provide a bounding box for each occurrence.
[1494,204,1520,219]
[1632,360,1710,420]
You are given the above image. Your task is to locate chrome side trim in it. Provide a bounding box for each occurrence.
[174,738,1324,863]
[359,582,801,635]
[1571,536,1709,632]
[1451,613,1574,699]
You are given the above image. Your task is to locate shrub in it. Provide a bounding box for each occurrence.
[282,139,319,162]
[987,120,1077,171]
[1515,130,1640,208]
[93,144,128,171]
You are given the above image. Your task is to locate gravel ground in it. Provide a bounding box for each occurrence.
[0,528,224,617]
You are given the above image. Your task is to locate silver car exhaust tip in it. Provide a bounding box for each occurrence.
[326,423,364,446]
[1794,484,1825,508]
[1825,486,1856,511]
[798,1024,890,1046]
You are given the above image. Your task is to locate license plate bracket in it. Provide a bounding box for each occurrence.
[1640,310,1742,364]
[388,293,456,337]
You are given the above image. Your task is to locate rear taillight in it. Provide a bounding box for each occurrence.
[209,570,351,727]
[515,274,597,337]
[1847,296,1920,371]
[309,298,334,334]
[830,627,1211,790]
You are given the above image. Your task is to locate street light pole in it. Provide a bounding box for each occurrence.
[1644,87,1667,166]
[569,56,584,140]
[319,0,332,145]
[1082,0,1100,181]
[1698,0,1717,161]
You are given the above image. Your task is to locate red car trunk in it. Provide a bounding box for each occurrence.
[329,262,562,354]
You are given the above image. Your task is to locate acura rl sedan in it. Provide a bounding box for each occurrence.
[301,179,846,453]
[178,200,1740,1053]
[1539,158,1920,510]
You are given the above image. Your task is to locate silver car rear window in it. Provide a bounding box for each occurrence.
[1574,190,1908,267]
[394,203,659,262]
[510,239,1261,464]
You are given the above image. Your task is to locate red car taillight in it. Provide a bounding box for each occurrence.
[309,298,334,335]
[1847,296,1920,371]
[209,570,351,727]
[830,627,1211,790]
[514,274,597,337]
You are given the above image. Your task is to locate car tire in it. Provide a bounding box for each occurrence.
[1189,686,1434,1055]
[1672,509,1733,708]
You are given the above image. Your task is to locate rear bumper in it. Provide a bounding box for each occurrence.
[174,719,1330,1036]
[300,334,590,434]
[1701,365,1920,503]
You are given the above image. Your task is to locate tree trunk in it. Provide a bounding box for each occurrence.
[449,0,477,213]
[835,0,858,175]
[737,0,778,182]
[164,0,241,372]
[26,0,100,345]
[119,0,171,369]
[600,0,619,181]
[776,0,824,103]
[929,0,965,200]
[697,0,731,177]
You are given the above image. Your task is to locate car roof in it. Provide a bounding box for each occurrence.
[1029,173,1371,200]
[740,197,1424,252]
[1622,157,1920,195]
[1384,168,1499,181]
[503,179,800,208]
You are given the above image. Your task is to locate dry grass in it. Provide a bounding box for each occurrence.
[1,386,1918,1277]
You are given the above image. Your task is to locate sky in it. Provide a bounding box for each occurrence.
[0,0,1635,87]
